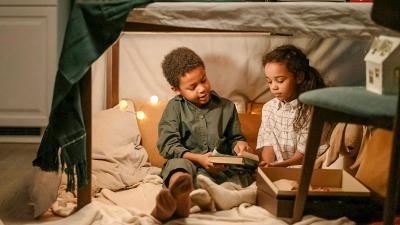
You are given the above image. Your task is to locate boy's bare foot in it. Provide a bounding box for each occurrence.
[169,173,194,218]
[151,189,177,222]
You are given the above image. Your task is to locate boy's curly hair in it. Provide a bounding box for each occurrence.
[162,47,205,89]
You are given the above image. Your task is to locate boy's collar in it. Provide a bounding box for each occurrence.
[174,90,221,102]
[210,90,221,101]
[175,90,221,110]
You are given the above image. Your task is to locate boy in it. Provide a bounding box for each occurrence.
[151,47,254,221]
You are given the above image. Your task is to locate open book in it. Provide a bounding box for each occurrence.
[208,149,260,168]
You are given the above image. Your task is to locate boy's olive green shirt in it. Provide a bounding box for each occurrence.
[157,91,246,159]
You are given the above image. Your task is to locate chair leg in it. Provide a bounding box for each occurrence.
[383,94,400,225]
[292,107,326,223]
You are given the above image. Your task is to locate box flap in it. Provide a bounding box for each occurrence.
[257,167,370,197]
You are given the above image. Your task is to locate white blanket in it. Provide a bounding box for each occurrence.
[36,175,356,225]
[38,101,356,225]
[28,201,355,225]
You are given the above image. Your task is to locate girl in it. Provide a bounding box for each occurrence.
[257,44,327,168]
[192,45,330,212]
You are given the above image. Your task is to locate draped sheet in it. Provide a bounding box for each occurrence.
[126,2,399,38]
[118,33,371,112]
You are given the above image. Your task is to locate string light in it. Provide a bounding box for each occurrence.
[118,96,160,120]
[136,111,145,120]
[150,95,159,105]
[119,99,128,111]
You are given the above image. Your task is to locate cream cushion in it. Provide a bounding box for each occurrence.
[134,101,167,168]
[92,101,151,190]
[355,128,392,198]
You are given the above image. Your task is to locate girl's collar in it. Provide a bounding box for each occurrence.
[276,98,299,111]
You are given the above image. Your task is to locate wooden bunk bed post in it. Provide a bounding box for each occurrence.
[78,69,92,209]
[76,41,120,209]
[107,41,120,109]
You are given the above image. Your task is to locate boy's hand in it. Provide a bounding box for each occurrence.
[183,151,224,173]
[197,152,213,169]
[199,152,225,173]
[233,141,254,155]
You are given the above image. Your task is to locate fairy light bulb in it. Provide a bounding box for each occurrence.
[119,99,128,111]
[136,111,145,120]
[150,95,159,105]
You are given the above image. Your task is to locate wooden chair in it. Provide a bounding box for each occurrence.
[292,86,399,225]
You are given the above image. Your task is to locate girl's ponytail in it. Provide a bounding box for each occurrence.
[300,66,325,94]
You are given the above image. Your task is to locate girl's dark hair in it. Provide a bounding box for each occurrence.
[162,47,205,88]
[262,44,326,131]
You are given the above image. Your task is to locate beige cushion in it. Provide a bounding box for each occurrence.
[93,102,141,152]
[30,168,61,218]
[355,128,392,198]
[134,101,167,168]
[92,101,150,190]
[238,113,261,152]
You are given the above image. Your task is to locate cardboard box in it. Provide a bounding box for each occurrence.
[256,167,372,220]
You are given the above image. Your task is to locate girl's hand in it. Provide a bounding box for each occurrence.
[234,141,252,155]
[208,163,225,174]
[259,160,268,167]
[259,161,277,167]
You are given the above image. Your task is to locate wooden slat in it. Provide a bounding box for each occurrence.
[124,22,281,35]
[78,69,92,209]
[106,41,120,109]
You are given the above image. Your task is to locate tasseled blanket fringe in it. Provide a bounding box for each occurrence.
[33,128,88,192]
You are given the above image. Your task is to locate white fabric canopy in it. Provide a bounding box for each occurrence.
[119,33,371,111]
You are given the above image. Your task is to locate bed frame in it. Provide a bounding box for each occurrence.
[76,2,400,224]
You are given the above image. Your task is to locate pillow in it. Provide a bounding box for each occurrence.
[134,100,167,168]
[355,128,392,198]
[93,101,141,154]
[238,113,261,152]
[30,168,61,218]
[246,102,264,115]
[92,100,151,190]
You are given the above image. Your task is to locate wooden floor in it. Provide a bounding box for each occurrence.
[0,143,58,225]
